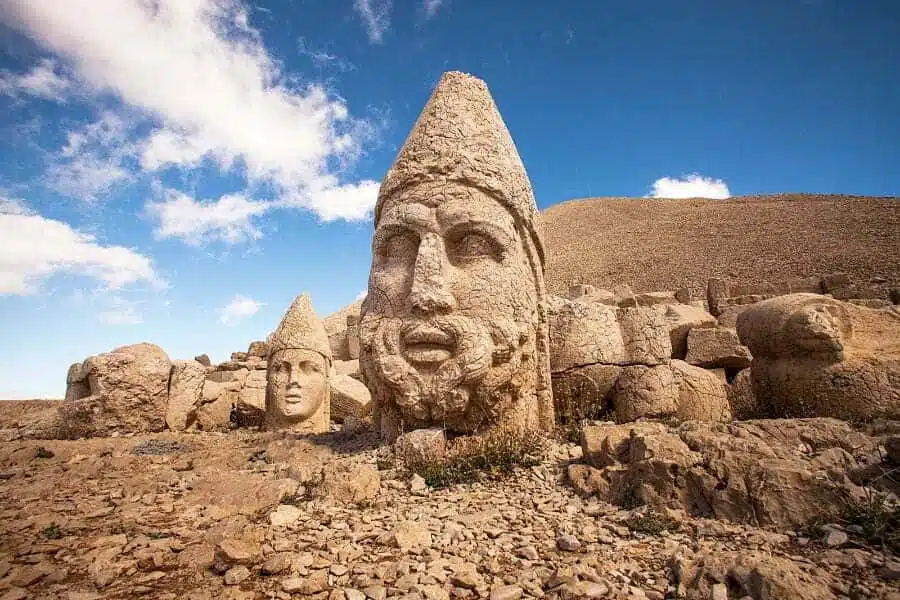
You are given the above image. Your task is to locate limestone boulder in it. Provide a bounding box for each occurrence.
[394,428,447,466]
[246,340,268,358]
[633,291,677,307]
[165,359,206,431]
[330,374,371,422]
[617,307,672,365]
[68,343,172,434]
[661,303,717,359]
[573,418,879,528]
[611,365,678,423]
[737,294,900,421]
[334,359,360,378]
[671,550,839,600]
[547,296,625,372]
[194,354,212,367]
[670,360,731,422]
[684,327,752,370]
[234,369,266,427]
[65,362,90,402]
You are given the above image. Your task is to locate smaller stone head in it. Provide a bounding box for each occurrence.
[266,294,332,433]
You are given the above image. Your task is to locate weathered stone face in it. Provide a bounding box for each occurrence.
[265,349,329,430]
[359,71,552,441]
[361,183,540,437]
[264,294,332,433]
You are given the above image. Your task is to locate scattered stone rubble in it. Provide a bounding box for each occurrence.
[2,426,900,599]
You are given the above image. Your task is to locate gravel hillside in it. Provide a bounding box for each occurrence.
[542,193,899,297]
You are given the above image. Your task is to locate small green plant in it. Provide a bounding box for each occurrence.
[42,524,62,539]
[626,512,681,536]
[407,426,544,489]
[35,446,54,459]
[147,531,171,540]
[839,492,900,553]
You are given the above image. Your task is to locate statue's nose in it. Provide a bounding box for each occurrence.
[409,233,456,314]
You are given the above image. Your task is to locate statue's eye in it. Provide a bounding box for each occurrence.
[450,231,500,263]
[377,231,419,265]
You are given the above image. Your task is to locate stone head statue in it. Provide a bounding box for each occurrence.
[359,71,554,442]
[266,293,332,433]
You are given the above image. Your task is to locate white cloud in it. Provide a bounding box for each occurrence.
[354,0,392,43]
[281,178,380,222]
[0,197,31,215]
[146,188,268,245]
[355,289,367,301]
[220,294,265,326]
[2,0,378,230]
[649,173,731,199]
[423,0,445,19]
[0,58,73,101]
[0,199,163,295]
[48,111,136,202]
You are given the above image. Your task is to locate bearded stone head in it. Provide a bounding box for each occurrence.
[359,71,553,442]
[265,294,332,433]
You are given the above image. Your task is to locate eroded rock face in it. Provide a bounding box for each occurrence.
[574,418,878,528]
[359,71,553,441]
[62,343,172,435]
[737,294,900,421]
[265,294,332,434]
[166,359,207,431]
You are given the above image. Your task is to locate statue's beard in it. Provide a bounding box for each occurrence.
[360,313,533,432]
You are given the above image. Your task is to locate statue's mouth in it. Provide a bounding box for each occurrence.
[401,324,455,364]
[284,390,306,403]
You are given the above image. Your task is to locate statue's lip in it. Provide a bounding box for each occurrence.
[284,391,305,402]
[402,324,454,347]
[402,324,455,363]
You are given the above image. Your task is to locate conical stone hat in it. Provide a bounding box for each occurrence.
[375,71,545,265]
[269,293,332,360]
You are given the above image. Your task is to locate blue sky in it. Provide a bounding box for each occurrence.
[0,0,898,398]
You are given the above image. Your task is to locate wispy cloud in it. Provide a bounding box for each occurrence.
[423,0,445,19]
[146,188,268,246]
[0,197,163,295]
[649,173,731,199]
[354,0,392,43]
[1,0,379,242]
[220,294,265,326]
[0,58,74,101]
[297,37,356,73]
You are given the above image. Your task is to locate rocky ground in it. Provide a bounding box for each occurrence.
[1,422,899,600]
[542,194,900,298]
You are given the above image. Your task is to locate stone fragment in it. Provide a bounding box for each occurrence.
[737,294,900,421]
[685,327,752,370]
[62,343,171,435]
[269,504,302,526]
[194,353,212,367]
[548,296,626,371]
[662,303,718,359]
[214,539,257,572]
[394,428,447,467]
[490,585,523,600]
[247,340,268,358]
[634,291,677,306]
[555,534,581,552]
[552,364,621,424]
[319,462,380,505]
[166,359,207,431]
[617,307,673,365]
[823,530,848,547]
[670,360,732,422]
[379,520,432,552]
[224,566,251,585]
[330,375,371,422]
[612,365,678,422]
[261,554,290,575]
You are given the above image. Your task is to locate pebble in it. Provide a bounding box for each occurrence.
[823,530,849,547]
[224,566,251,585]
[556,534,581,552]
[490,585,524,600]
